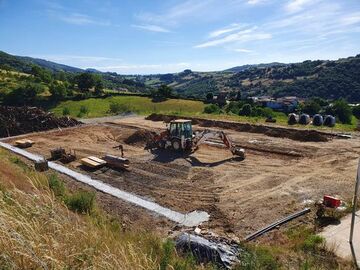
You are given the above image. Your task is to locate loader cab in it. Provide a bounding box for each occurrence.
[169,120,192,140]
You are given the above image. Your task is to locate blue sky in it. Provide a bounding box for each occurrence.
[1,0,360,74]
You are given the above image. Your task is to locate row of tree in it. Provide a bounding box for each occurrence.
[203,96,359,125]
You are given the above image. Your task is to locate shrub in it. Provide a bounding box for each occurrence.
[3,83,44,106]
[225,101,242,114]
[77,105,89,117]
[302,100,321,116]
[62,107,70,116]
[301,235,324,252]
[79,105,89,114]
[251,106,274,117]
[237,246,279,270]
[48,174,65,197]
[109,102,131,114]
[160,240,175,270]
[352,105,360,119]
[239,104,252,116]
[65,191,95,214]
[326,99,352,124]
[203,104,220,114]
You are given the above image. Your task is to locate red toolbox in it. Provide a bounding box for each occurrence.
[323,195,341,208]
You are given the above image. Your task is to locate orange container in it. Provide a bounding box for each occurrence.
[323,195,341,208]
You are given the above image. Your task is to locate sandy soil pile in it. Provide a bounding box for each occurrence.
[124,129,156,146]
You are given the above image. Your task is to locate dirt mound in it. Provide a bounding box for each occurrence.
[146,113,175,123]
[146,114,330,142]
[124,129,156,146]
[0,106,82,138]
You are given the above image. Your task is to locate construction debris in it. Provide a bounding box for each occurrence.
[50,148,76,163]
[175,233,240,269]
[50,147,66,160]
[315,195,347,218]
[81,156,106,169]
[15,139,34,148]
[245,208,311,241]
[0,106,81,138]
[112,144,124,157]
[103,154,130,170]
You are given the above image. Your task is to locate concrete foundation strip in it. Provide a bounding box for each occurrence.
[0,142,209,227]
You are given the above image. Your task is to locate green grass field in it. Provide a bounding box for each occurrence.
[51,96,205,118]
[51,95,358,132]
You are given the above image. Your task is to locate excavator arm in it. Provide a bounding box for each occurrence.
[193,129,245,159]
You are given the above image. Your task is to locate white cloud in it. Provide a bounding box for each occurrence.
[131,24,171,33]
[247,0,267,5]
[94,62,191,74]
[57,12,110,26]
[285,0,317,13]
[340,12,360,26]
[195,27,271,48]
[209,23,247,38]
[32,55,122,62]
[233,48,253,53]
[135,0,211,26]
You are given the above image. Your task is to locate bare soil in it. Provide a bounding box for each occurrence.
[5,116,360,240]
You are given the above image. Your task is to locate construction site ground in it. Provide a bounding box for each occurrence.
[4,115,360,241]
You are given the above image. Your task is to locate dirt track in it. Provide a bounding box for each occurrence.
[5,116,360,239]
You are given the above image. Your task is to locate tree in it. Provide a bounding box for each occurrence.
[151,85,173,100]
[203,104,220,114]
[239,104,252,116]
[327,99,353,124]
[30,65,52,83]
[4,83,44,106]
[94,78,104,95]
[352,105,360,119]
[157,85,172,98]
[302,99,321,115]
[75,73,96,91]
[49,83,67,100]
[206,92,213,101]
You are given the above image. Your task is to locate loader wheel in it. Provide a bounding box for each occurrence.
[172,139,181,151]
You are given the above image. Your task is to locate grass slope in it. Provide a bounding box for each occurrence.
[51,96,357,132]
[0,149,209,269]
[51,96,206,118]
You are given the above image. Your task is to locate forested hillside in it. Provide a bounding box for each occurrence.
[1,50,360,102]
[142,55,360,101]
[0,51,148,93]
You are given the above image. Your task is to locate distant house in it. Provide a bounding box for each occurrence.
[253,96,299,112]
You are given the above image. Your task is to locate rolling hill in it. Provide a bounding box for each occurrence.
[141,55,360,102]
[1,50,360,102]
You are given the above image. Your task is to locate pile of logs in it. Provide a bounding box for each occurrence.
[0,106,82,137]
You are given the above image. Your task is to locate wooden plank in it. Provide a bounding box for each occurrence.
[81,157,101,168]
[15,139,34,148]
[88,156,106,165]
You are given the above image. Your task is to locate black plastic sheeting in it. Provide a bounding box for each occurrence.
[175,233,241,269]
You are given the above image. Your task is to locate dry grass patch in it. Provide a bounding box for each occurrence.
[0,150,210,270]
